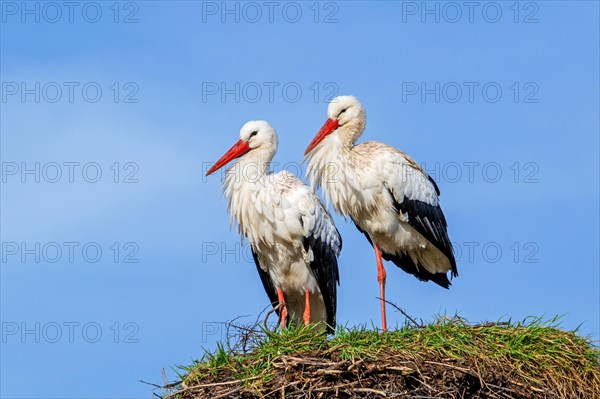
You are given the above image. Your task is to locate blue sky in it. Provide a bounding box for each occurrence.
[1,1,598,398]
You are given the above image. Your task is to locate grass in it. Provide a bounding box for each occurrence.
[162,316,600,398]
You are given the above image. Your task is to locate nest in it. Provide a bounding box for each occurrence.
[159,314,600,399]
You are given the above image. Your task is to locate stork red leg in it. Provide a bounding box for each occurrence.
[303,288,311,325]
[277,288,288,329]
[374,245,388,332]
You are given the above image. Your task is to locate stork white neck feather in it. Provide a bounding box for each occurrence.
[306,136,376,219]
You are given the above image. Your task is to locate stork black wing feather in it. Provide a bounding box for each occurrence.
[388,186,458,278]
[302,233,340,333]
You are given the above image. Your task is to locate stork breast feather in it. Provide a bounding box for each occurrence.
[254,195,263,214]
[263,201,274,221]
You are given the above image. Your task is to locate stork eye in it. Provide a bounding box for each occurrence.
[249,131,258,138]
[339,109,347,116]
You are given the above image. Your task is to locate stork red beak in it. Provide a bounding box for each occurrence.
[206,139,251,176]
[304,118,339,155]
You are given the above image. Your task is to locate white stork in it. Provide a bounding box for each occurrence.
[304,96,457,331]
[206,120,342,332]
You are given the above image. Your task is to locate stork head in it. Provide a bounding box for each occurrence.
[206,120,278,176]
[305,95,366,155]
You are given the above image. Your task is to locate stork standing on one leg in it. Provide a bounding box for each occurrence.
[304,96,457,332]
[206,120,341,332]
